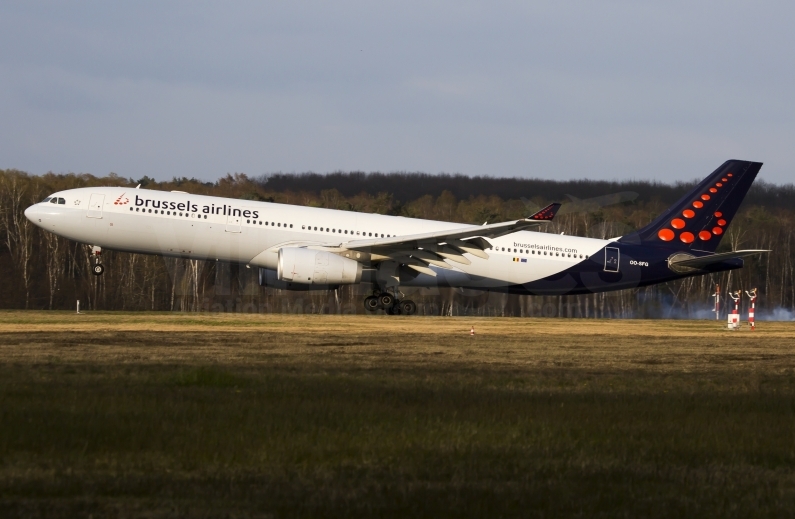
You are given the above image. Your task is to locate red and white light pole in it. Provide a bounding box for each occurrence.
[712,284,720,320]
[745,288,757,331]
[728,290,741,330]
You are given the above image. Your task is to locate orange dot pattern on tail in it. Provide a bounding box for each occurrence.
[658,228,675,241]
[658,171,734,243]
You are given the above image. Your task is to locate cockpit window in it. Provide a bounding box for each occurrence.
[50,198,58,204]
[42,197,51,203]
[57,198,65,204]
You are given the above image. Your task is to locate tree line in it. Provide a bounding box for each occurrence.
[1,168,793,319]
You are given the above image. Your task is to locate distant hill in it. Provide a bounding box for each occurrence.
[258,171,795,209]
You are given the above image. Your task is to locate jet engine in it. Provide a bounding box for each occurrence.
[277,247,362,285]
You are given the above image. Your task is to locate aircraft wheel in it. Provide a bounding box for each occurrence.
[378,293,394,308]
[364,296,379,312]
[400,300,417,315]
[92,264,105,276]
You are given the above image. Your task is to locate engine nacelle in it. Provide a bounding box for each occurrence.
[258,268,339,291]
[277,247,362,285]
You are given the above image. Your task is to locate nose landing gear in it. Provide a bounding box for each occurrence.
[90,245,104,276]
[363,291,417,315]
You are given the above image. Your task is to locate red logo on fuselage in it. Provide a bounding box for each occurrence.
[114,193,130,205]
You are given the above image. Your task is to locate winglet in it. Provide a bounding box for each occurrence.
[528,203,561,221]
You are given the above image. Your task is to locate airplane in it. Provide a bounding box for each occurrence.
[24,160,768,315]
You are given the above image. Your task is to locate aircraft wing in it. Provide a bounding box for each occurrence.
[324,203,561,276]
[669,249,770,269]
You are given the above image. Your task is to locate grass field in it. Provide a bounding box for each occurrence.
[1,311,795,518]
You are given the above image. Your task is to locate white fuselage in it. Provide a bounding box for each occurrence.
[25,186,614,289]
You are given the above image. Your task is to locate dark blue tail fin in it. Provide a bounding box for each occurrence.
[619,160,762,252]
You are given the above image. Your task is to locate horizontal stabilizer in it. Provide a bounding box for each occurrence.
[669,249,769,269]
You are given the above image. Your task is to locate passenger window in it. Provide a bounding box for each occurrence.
[501,247,504,251]
[136,208,140,212]
[148,209,152,213]
[130,207,133,211]
[290,224,293,228]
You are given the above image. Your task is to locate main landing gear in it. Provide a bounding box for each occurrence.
[91,245,104,276]
[364,290,417,315]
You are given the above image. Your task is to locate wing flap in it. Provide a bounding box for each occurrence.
[344,203,560,252]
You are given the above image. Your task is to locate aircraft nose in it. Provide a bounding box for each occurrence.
[24,204,41,224]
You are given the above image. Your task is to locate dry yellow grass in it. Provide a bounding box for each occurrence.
[1,310,793,374]
[2,311,795,517]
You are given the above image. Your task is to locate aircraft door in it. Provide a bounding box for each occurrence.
[87,194,104,218]
[604,247,619,272]
[225,213,241,233]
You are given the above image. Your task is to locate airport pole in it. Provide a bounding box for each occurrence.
[728,291,741,330]
[745,288,757,331]
[712,284,720,320]
[76,300,80,314]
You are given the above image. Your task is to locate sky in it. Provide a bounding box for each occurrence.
[1,1,794,184]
